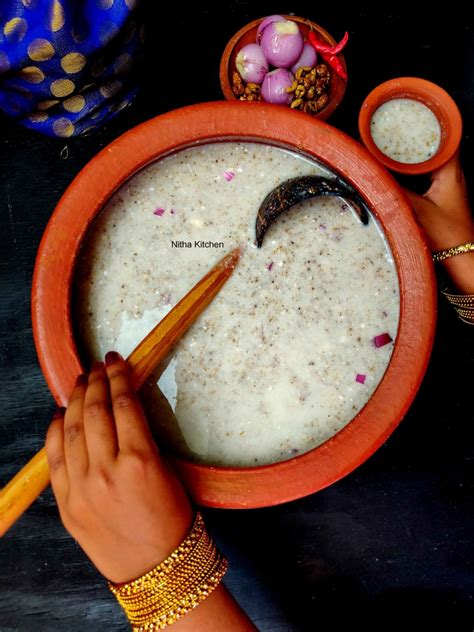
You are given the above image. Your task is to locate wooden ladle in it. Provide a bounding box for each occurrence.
[0,247,241,537]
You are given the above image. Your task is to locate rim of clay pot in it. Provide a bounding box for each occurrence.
[358,77,462,175]
[219,15,347,121]
[32,102,436,509]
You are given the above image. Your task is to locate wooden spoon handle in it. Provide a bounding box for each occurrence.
[0,248,241,537]
[0,448,50,536]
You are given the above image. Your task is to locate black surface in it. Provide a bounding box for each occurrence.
[1,3,473,631]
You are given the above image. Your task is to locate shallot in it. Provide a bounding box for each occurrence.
[235,43,269,84]
[261,68,294,105]
[260,19,304,68]
[256,14,286,43]
[291,43,318,74]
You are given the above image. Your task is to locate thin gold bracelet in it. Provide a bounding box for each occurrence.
[432,241,474,262]
[109,513,228,630]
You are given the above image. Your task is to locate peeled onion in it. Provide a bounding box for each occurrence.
[261,68,294,105]
[235,43,269,84]
[256,14,286,43]
[260,19,304,68]
[291,43,318,74]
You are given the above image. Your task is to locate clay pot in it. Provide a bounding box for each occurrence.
[358,77,462,175]
[32,102,436,508]
[219,16,347,121]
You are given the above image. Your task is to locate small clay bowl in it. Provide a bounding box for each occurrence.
[219,15,347,121]
[358,77,462,175]
[32,102,436,509]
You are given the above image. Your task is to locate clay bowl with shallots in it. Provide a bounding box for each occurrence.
[220,15,347,121]
[32,102,436,509]
[359,77,462,175]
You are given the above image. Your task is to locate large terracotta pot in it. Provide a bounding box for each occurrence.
[32,102,436,509]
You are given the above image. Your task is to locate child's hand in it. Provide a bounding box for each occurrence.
[45,352,193,584]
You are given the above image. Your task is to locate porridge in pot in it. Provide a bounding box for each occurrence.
[75,142,400,467]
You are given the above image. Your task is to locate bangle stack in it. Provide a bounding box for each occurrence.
[109,512,228,630]
[431,241,474,325]
[441,289,474,325]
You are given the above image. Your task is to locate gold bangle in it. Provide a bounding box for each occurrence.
[441,290,474,307]
[441,289,474,325]
[456,313,474,325]
[432,241,474,262]
[109,513,228,630]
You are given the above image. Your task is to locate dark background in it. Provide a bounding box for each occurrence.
[1,3,473,630]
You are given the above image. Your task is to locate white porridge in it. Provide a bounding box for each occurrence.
[370,98,441,163]
[75,142,400,467]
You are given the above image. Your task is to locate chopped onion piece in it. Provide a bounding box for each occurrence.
[373,332,393,348]
[153,207,165,216]
[355,373,366,384]
[223,170,235,182]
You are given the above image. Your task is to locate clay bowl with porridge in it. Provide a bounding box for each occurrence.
[32,102,436,508]
[359,77,462,175]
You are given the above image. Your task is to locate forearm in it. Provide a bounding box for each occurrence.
[440,251,474,294]
[433,210,474,294]
[46,356,257,632]
[403,156,474,296]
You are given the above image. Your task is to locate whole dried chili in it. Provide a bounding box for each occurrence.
[308,30,348,80]
[309,30,348,55]
[320,50,347,80]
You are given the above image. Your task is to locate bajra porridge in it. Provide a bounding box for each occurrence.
[75,142,399,467]
[370,97,441,163]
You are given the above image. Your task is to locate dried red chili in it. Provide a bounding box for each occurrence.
[308,30,348,80]
[320,50,347,80]
[308,31,349,55]
[331,31,349,54]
